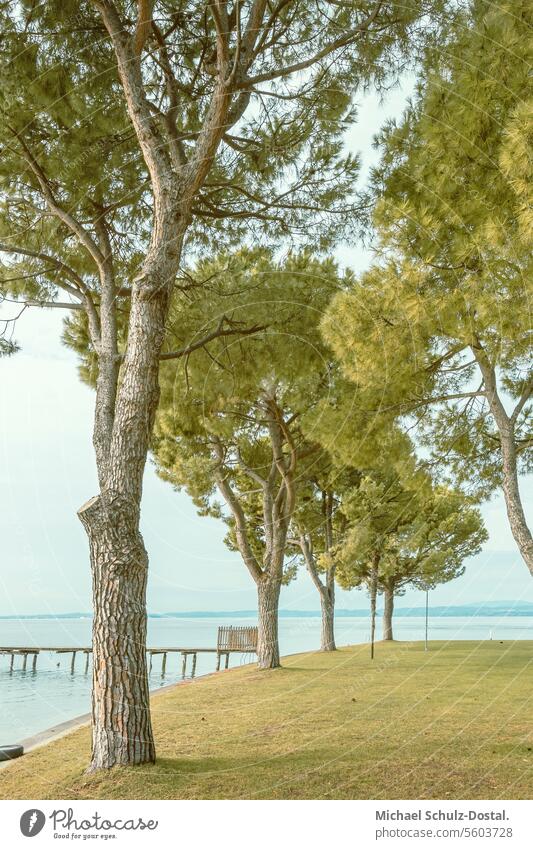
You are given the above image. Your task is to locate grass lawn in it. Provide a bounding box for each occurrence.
[1,640,531,800]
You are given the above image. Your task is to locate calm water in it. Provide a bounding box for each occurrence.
[1,615,531,743]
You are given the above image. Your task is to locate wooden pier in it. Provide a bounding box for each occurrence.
[0,626,258,679]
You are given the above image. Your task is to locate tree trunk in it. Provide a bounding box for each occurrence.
[369,555,379,660]
[298,517,337,653]
[257,576,281,669]
[383,584,394,641]
[320,587,336,651]
[81,224,185,769]
[78,493,155,770]
[500,431,533,577]
[473,347,533,576]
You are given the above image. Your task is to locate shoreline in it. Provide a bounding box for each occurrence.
[1,641,530,800]
[1,633,529,767]
[0,662,246,769]
[0,644,331,766]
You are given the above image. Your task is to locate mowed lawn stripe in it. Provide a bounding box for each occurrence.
[0,641,531,800]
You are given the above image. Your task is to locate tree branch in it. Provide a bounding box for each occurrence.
[9,129,106,273]
[91,0,174,186]
[0,241,101,347]
[298,531,326,593]
[0,242,86,297]
[242,0,383,86]
[134,0,152,57]
[158,317,265,361]
[236,447,269,487]
[471,340,510,430]
[25,299,84,310]
[265,399,296,525]
[212,438,263,582]
[511,375,533,425]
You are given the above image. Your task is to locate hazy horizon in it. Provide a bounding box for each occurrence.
[2,597,533,618]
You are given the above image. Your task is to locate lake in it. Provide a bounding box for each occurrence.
[1,614,531,743]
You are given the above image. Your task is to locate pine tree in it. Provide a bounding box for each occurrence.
[289,462,357,652]
[0,1,450,768]
[323,2,532,577]
[153,251,342,667]
[336,474,487,648]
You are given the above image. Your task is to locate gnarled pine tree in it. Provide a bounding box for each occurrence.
[0,0,451,768]
[153,251,341,667]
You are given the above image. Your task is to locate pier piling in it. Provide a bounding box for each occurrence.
[1,628,258,678]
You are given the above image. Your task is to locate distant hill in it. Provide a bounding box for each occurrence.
[1,601,533,619]
[152,603,533,618]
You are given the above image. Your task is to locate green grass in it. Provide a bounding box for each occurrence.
[1,641,532,799]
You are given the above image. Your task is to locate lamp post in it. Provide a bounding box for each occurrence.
[424,586,429,651]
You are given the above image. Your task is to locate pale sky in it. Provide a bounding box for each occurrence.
[1,87,532,616]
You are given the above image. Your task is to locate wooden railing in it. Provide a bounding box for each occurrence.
[217,625,258,652]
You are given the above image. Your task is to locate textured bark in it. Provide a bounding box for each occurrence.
[319,587,336,651]
[80,2,239,765]
[16,89,178,768]
[78,493,154,770]
[499,430,533,576]
[473,347,533,576]
[383,584,394,641]
[213,398,297,672]
[298,489,338,653]
[257,577,281,669]
[80,217,185,769]
[300,542,337,652]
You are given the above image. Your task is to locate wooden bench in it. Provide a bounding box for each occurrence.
[216,625,258,670]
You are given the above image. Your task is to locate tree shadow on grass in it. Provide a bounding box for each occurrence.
[138,750,350,799]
